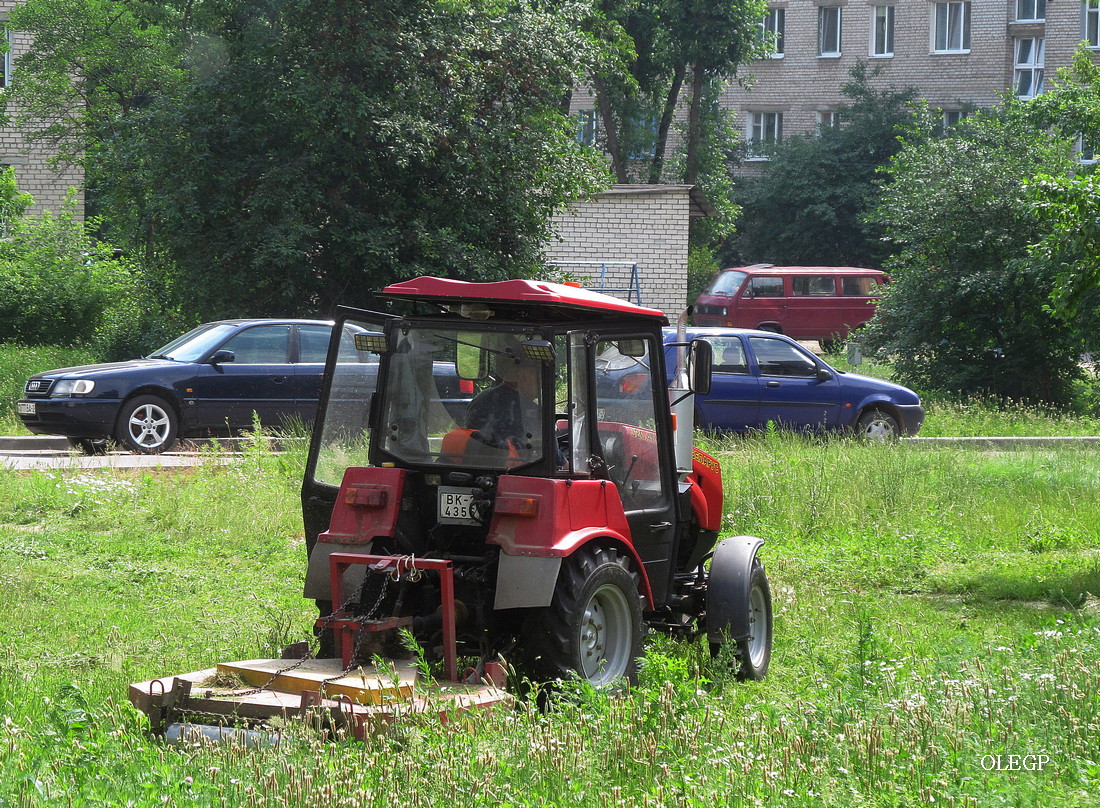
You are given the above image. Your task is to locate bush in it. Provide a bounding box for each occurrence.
[0,174,179,358]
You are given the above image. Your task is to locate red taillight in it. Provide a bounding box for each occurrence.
[459,379,474,394]
[620,373,647,394]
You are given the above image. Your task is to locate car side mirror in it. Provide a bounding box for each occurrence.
[817,367,832,382]
[208,349,235,365]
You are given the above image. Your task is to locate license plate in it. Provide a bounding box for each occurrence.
[17,402,35,416]
[438,486,479,525]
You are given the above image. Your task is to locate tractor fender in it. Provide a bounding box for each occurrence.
[706,535,766,644]
[492,536,654,610]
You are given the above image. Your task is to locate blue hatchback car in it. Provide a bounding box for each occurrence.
[597,327,924,438]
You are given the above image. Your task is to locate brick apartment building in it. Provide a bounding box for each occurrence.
[571,0,1100,162]
[727,0,1096,151]
[0,0,84,216]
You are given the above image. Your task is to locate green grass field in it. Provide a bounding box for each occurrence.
[1,434,1097,806]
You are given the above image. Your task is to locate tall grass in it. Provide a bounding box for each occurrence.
[0,436,1097,805]
[0,344,100,434]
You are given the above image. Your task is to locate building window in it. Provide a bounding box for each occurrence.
[760,8,786,57]
[872,6,895,56]
[747,112,783,158]
[817,110,841,131]
[1017,0,1045,21]
[934,2,971,53]
[1076,135,1097,163]
[819,7,842,56]
[940,109,967,131]
[1086,0,1100,47]
[1014,38,1045,98]
[576,109,598,146]
[0,27,12,90]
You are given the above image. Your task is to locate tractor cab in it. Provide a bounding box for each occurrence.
[299,278,736,685]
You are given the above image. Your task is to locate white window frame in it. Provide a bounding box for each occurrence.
[0,27,12,90]
[819,7,843,57]
[817,110,841,131]
[1016,0,1045,22]
[576,109,599,146]
[941,109,966,130]
[1014,38,1044,98]
[933,2,971,53]
[1086,0,1100,48]
[760,8,786,58]
[872,5,895,57]
[746,112,783,159]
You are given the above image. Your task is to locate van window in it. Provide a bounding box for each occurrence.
[748,276,784,297]
[709,270,747,295]
[791,276,836,296]
[842,276,882,296]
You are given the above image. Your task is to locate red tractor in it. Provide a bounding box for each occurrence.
[302,277,772,685]
[131,278,772,736]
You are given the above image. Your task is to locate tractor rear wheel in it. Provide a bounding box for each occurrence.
[524,545,644,686]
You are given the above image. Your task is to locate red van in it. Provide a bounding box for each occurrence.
[693,265,885,350]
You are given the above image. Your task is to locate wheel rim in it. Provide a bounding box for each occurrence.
[861,415,896,440]
[745,583,770,669]
[579,583,633,685]
[128,403,171,449]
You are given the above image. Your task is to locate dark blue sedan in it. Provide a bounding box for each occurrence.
[597,327,924,438]
[16,319,447,453]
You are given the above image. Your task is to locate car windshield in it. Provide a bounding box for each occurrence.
[147,323,239,362]
[708,270,747,296]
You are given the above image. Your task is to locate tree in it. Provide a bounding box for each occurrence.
[1021,47,1100,317]
[589,0,766,223]
[865,105,1086,405]
[5,0,610,319]
[733,63,916,267]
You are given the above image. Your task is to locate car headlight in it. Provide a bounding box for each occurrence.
[52,379,96,397]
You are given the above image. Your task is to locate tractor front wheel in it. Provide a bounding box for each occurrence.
[524,545,644,686]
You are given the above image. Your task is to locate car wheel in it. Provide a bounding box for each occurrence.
[855,408,899,441]
[116,395,179,453]
[67,438,109,455]
[523,545,644,686]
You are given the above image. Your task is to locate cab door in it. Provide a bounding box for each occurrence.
[591,333,678,603]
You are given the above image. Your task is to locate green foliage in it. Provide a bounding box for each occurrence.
[866,104,1087,405]
[733,62,917,267]
[0,191,133,344]
[0,343,99,432]
[6,0,611,320]
[589,0,765,246]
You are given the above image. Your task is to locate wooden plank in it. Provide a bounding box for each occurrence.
[216,658,418,706]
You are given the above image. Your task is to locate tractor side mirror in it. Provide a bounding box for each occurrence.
[688,339,712,395]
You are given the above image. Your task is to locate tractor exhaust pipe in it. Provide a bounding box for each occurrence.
[671,307,694,480]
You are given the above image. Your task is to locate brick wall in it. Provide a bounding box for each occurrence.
[1,0,84,217]
[545,185,693,319]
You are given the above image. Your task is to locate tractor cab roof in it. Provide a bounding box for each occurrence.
[379,277,668,325]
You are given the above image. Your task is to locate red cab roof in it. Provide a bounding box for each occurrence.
[379,277,668,323]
